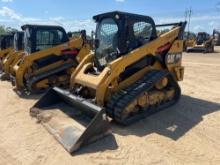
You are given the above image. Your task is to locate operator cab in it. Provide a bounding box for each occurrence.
[13,31,24,51]
[0,33,14,50]
[196,32,210,45]
[93,11,157,70]
[22,24,69,54]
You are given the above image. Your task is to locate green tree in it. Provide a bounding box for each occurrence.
[0,25,18,35]
[0,25,7,35]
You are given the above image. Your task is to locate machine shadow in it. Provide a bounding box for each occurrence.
[74,134,118,156]
[112,95,220,140]
[12,88,44,100]
[73,95,220,155]
[186,50,217,53]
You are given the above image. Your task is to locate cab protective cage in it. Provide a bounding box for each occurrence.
[21,24,69,54]
[0,33,14,50]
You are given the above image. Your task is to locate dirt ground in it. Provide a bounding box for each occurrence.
[0,48,220,165]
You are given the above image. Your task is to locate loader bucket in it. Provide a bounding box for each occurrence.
[30,87,110,153]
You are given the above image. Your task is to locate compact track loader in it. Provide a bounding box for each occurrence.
[0,31,24,80]
[0,33,14,71]
[187,32,214,53]
[11,24,91,94]
[30,11,186,153]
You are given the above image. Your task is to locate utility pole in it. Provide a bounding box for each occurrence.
[188,7,192,35]
[184,7,192,39]
[184,9,188,22]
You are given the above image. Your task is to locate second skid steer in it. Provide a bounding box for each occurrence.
[30,11,186,153]
[1,31,24,80]
[0,33,14,71]
[11,24,91,94]
[187,32,214,53]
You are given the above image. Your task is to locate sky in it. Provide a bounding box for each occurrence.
[0,0,220,34]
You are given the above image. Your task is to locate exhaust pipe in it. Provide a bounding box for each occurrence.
[30,87,110,153]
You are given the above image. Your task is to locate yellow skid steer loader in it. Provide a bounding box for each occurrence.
[30,11,186,153]
[0,33,14,71]
[11,24,91,94]
[187,32,214,53]
[1,31,24,80]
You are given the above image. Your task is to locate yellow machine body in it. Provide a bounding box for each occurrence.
[187,32,214,53]
[71,26,184,106]
[0,31,24,80]
[0,47,13,58]
[0,47,13,70]
[31,11,186,153]
[185,38,195,48]
[13,36,91,93]
[1,51,24,79]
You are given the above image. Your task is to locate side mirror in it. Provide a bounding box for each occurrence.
[95,39,100,48]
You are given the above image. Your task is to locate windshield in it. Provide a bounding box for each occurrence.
[197,33,207,41]
[24,28,31,54]
[13,33,18,51]
[35,29,65,51]
[96,18,118,67]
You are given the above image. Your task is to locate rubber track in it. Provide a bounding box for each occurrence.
[25,62,76,93]
[106,70,158,117]
[106,70,181,125]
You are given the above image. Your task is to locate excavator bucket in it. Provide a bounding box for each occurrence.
[30,87,110,153]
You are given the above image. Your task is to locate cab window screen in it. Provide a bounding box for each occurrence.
[133,22,152,41]
[36,30,64,51]
[96,18,119,67]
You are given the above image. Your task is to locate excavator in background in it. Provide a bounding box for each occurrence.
[0,31,24,80]
[11,24,91,94]
[30,11,186,153]
[187,32,214,53]
[0,33,14,71]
